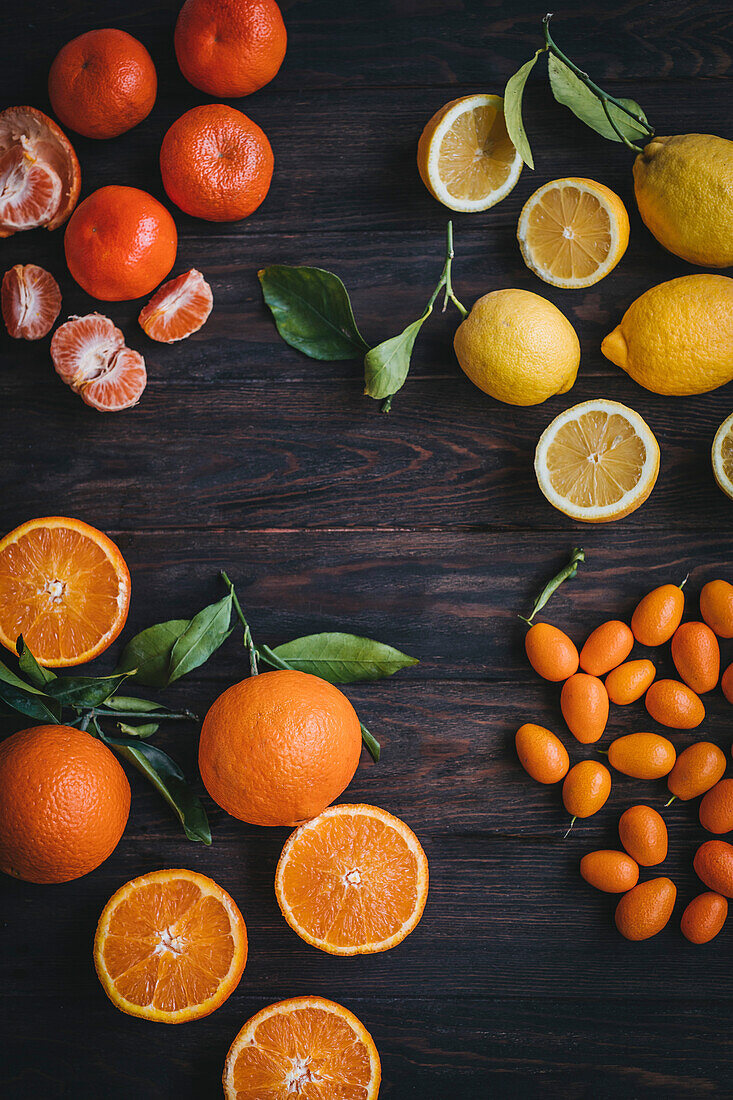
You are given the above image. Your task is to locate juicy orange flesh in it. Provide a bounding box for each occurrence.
[101,878,236,1011]
[231,1007,372,1099]
[439,105,515,200]
[280,813,419,947]
[720,428,733,481]
[525,186,611,278]
[0,526,122,660]
[545,411,646,507]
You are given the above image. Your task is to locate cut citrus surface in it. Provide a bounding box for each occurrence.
[2,264,61,339]
[0,516,131,666]
[534,399,660,523]
[417,93,522,212]
[712,412,733,500]
[94,869,247,1024]
[275,804,429,956]
[223,996,381,1100]
[0,106,80,236]
[51,313,147,411]
[517,178,630,288]
[139,268,213,342]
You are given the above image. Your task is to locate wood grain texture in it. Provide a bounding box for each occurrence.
[2,0,733,1096]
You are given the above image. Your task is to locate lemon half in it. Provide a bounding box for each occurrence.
[712,412,733,500]
[417,94,522,212]
[535,399,660,523]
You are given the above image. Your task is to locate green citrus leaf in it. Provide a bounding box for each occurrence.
[44,670,133,709]
[116,721,159,739]
[547,54,649,144]
[364,310,430,401]
[167,594,233,684]
[17,636,55,687]
[259,265,369,360]
[504,50,543,169]
[116,619,191,687]
[269,632,418,684]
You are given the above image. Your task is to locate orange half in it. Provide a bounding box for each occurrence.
[93,869,247,1024]
[223,996,381,1100]
[0,516,131,666]
[275,804,429,956]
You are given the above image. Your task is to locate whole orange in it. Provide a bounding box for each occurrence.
[174,0,287,97]
[198,670,362,827]
[64,186,177,300]
[160,105,273,222]
[0,725,130,883]
[49,28,157,140]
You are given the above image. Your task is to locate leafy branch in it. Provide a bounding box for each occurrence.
[519,547,585,624]
[504,14,655,168]
[259,222,466,412]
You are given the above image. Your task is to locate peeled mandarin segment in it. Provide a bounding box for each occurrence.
[138,268,213,343]
[605,660,656,705]
[579,620,634,676]
[645,679,704,729]
[80,345,147,412]
[275,805,428,956]
[1,263,61,339]
[0,517,130,666]
[0,107,81,235]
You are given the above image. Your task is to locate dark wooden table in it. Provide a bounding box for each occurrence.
[2,1,733,1096]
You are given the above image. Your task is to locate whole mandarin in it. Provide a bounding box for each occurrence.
[560,673,609,744]
[700,579,733,638]
[721,661,733,704]
[607,733,676,779]
[580,850,639,893]
[680,892,728,944]
[699,779,733,834]
[618,804,668,866]
[174,0,287,98]
[562,760,612,819]
[615,877,676,940]
[671,621,720,693]
[579,620,634,677]
[525,622,578,682]
[693,839,733,897]
[667,742,726,801]
[631,583,684,646]
[645,679,704,729]
[606,659,655,705]
[515,724,569,784]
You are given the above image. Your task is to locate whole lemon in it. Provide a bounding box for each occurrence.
[601,274,733,395]
[633,134,733,268]
[453,288,580,405]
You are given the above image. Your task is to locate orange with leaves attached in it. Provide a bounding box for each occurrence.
[680,892,728,944]
[693,840,733,897]
[699,779,733,834]
[562,760,611,821]
[608,733,676,779]
[579,620,633,676]
[515,724,569,784]
[560,673,608,744]
[671,621,720,694]
[618,805,667,866]
[605,659,655,705]
[631,583,684,646]
[667,742,726,801]
[525,622,578,681]
[615,877,676,940]
[580,850,639,893]
[700,579,733,638]
[645,679,704,729]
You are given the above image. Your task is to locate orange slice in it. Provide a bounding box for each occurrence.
[275,803,429,956]
[94,868,247,1024]
[223,996,381,1100]
[0,516,131,666]
[138,268,213,343]
[517,178,630,288]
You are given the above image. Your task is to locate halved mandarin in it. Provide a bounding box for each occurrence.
[94,869,247,1024]
[0,106,81,236]
[0,516,130,666]
[1,263,61,339]
[517,178,630,288]
[275,803,429,956]
[534,399,660,523]
[223,996,381,1100]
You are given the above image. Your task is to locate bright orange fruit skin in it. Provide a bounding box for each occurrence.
[515,723,569,783]
[722,662,733,704]
[560,673,609,744]
[618,805,668,866]
[579,620,633,676]
[49,29,157,140]
[199,670,362,826]
[667,742,726,801]
[605,659,655,705]
[699,779,733,834]
[0,106,81,235]
[671,621,720,694]
[0,725,130,883]
[700,579,733,638]
[580,850,639,893]
[693,840,733,897]
[631,584,684,646]
[645,679,704,729]
[175,0,287,97]
[160,105,274,223]
[615,877,676,940]
[525,622,578,682]
[680,892,728,944]
[64,186,177,301]
[607,733,676,779]
[562,760,611,819]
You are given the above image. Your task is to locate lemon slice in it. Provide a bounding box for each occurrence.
[712,412,733,499]
[517,178,630,288]
[417,94,523,212]
[535,399,660,522]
